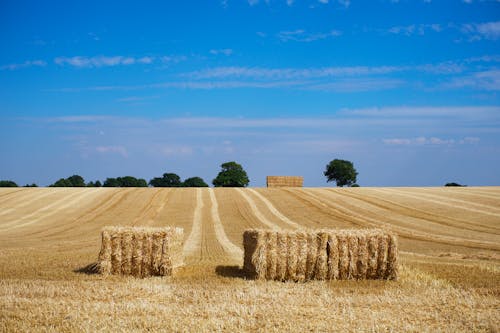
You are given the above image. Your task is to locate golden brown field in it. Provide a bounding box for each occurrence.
[0,187,499,332]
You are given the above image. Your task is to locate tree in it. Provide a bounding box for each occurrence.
[103,176,147,187]
[149,173,182,187]
[50,175,85,187]
[213,161,249,187]
[445,182,466,187]
[24,183,38,187]
[86,180,102,187]
[50,178,72,187]
[0,180,18,187]
[103,178,119,187]
[183,177,209,187]
[67,175,85,187]
[324,159,358,187]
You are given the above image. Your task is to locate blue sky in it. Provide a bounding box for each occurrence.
[1,0,499,187]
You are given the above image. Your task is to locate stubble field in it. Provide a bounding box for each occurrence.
[0,187,499,332]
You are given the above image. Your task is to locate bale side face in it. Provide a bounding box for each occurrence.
[242,229,398,281]
[266,176,304,188]
[97,226,184,277]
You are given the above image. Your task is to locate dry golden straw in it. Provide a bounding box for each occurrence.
[266,176,304,188]
[97,226,184,277]
[243,229,399,281]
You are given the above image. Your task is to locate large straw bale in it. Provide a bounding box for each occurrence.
[121,230,133,275]
[385,233,399,281]
[366,234,379,279]
[275,232,288,281]
[357,233,369,279]
[295,231,308,282]
[97,229,112,275]
[110,232,122,275]
[377,234,389,279]
[97,226,184,277]
[266,176,304,188]
[285,233,298,281]
[337,234,349,280]
[130,232,143,277]
[266,231,278,280]
[243,228,398,281]
[326,234,339,280]
[314,232,329,280]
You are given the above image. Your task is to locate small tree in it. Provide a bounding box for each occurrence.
[0,180,18,187]
[324,159,358,187]
[149,173,182,187]
[183,177,209,187]
[213,161,249,187]
[50,175,85,187]
[445,182,465,187]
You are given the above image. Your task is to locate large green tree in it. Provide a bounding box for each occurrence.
[324,159,358,187]
[212,161,249,187]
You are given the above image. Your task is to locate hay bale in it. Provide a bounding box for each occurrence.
[314,232,329,280]
[242,228,398,281]
[97,226,184,277]
[377,234,389,279]
[130,232,143,277]
[305,233,319,280]
[110,232,122,275]
[385,233,399,281]
[275,232,288,281]
[337,234,349,280]
[366,234,379,279]
[356,232,369,279]
[326,234,339,280]
[97,229,112,275]
[266,231,278,280]
[266,176,304,188]
[295,231,308,282]
[285,232,298,281]
[121,230,133,275]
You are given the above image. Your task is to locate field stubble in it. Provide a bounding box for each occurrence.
[0,187,499,332]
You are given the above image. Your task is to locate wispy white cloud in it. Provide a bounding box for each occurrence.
[54,55,185,68]
[441,69,500,91]
[460,21,500,41]
[95,145,128,157]
[388,24,442,36]
[277,29,342,42]
[0,60,46,71]
[184,65,403,80]
[209,48,233,56]
[382,136,480,146]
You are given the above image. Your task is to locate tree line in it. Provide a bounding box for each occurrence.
[0,159,467,187]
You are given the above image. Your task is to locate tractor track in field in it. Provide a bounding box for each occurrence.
[377,188,500,217]
[327,188,500,235]
[208,188,243,262]
[234,188,282,230]
[183,188,203,261]
[0,190,99,231]
[247,188,301,230]
[296,189,500,252]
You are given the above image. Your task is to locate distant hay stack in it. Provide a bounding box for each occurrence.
[266,176,303,188]
[97,226,184,277]
[243,229,398,281]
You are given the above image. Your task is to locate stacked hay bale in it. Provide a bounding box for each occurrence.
[266,176,303,188]
[98,226,184,277]
[243,229,398,281]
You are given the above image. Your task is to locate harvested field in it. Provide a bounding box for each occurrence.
[0,187,499,332]
[266,176,303,187]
